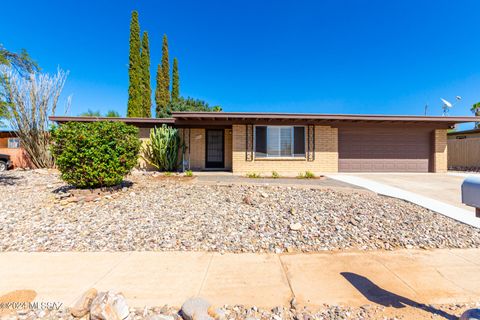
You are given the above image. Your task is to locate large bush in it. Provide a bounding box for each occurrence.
[142,124,181,171]
[51,121,141,188]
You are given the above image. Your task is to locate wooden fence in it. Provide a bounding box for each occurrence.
[448,138,480,168]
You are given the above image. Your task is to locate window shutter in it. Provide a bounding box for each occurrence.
[294,127,305,156]
[255,126,267,156]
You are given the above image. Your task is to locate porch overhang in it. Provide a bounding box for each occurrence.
[172,112,480,128]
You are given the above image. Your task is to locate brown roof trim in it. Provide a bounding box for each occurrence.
[49,116,175,124]
[171,111,479,123]
[49,113,480,127]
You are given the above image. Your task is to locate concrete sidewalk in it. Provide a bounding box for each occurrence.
[1,249,480,309]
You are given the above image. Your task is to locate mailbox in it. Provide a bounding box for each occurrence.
[461,176,480,217]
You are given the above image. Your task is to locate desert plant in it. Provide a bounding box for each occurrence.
[184,170,193,177]
[246,172,261,178]
[297,171,315,179]
[1,66,69,168]
[271,171,280,179]
[164,171,172,176]
[51,121,141,188]
[142,124,181,171]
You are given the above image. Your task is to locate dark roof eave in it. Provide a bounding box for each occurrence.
[49,116,175,124]
[171,112,479,123]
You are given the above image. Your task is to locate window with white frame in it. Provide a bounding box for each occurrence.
[255,126,305,158]
[8,138,20,149]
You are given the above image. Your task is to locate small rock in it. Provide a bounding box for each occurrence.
[290,297,298,310]
[260,191,268,198]
[208,307,226,320]
[243,196,253,205]
[90,290,130,320]
[71,288,98,318]
[289,223,302,231]
[181,298,213,320]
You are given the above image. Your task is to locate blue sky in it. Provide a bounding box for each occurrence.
[1,0,480,127]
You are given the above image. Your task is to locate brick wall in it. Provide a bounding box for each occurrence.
[225,129,233,170]
[0,148,31,168]
[232,124,338,176]
[188,129,206,170]
[434,128,448,173]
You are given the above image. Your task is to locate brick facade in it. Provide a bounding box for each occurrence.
[231,124,338,176]
[136,125,449,174]
[433,129,448,173]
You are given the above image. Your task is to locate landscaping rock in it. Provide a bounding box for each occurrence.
[289,223,302,231]
[3,170,480,253]
[180,298,213,320]
[242,196,253,205]
[90,291,130,320]
[70,288,98,317]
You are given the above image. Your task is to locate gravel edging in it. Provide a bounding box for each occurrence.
[4,302,478,320]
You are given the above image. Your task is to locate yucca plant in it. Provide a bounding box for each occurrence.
[142,124,182,171]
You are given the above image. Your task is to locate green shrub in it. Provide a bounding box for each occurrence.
[51,121,141,188]
[271,171,280,179]
[184,170,193,177]
[297,171,316,179]
[142,125,182,171]
[246,172,261,178]
[164,171,172,176]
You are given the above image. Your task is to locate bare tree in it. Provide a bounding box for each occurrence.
[0,66,69,168]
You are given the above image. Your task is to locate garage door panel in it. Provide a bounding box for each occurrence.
[338,127,431,172]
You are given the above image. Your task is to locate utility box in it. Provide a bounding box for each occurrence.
[461,176,480,217]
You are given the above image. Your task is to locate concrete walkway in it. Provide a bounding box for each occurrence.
[1,249,480,309]
[328,173,480,228]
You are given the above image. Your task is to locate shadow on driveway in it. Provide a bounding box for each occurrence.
[341,272,457,320]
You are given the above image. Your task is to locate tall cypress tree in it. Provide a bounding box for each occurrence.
[127,11,142,117]
[155,64,163,117]
[140,31,151,117]
[155,34,170,117]
[171,57,180,102]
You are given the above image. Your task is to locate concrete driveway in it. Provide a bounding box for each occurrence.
[344,173,469,210]
[328,172,480,228]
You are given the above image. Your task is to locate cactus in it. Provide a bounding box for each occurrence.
[142,124,182,171]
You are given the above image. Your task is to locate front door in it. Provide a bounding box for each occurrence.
[205,129,224,169]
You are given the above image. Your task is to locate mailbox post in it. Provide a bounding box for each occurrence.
[462,176,480,218]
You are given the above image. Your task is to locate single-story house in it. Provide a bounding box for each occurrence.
[50,112,480,174]
[0,131,30,168]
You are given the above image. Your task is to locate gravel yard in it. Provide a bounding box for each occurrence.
[1,169,480,252]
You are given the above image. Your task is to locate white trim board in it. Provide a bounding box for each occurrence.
[327,174,480,229]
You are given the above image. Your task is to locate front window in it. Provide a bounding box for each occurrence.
[255,126,305,158]
[8,138,20,149]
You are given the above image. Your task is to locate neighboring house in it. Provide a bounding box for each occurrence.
[50,112,479,174]
[448,128,480,140]
[0,131,30,168]
[447,128,480,169]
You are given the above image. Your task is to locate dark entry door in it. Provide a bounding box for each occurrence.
[206,129,224,168]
